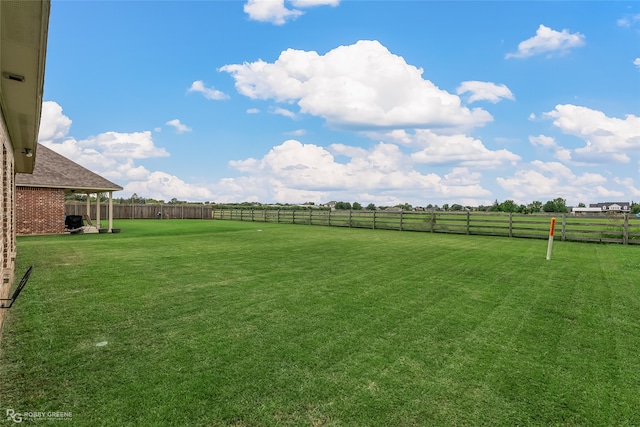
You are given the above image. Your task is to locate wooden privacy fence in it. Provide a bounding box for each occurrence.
[212,209,640,245]
[65,202,212,220]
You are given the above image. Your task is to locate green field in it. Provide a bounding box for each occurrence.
[215,209,640,244]
[1,220,639,426]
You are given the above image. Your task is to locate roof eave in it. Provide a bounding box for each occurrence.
[0,0,50,173]
[17,183,123,193]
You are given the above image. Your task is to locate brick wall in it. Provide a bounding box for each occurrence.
[16,187,66,235]
[0,112,16,338]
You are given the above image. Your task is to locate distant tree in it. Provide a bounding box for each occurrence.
[65,192,86,202]
[578,202,586,208]
[395,203,412,211]
[426,204,434,210]
[542,200,556,212]
[450,204,463,211]
[490,199,501,212]
[527,201,543,213]
[131,193,145,204]
[542,198,568,213]
[553,197,569,213]
[365,203,376,211]
[442,203,449,211]
[352,202,363,211]
[334,201,351,210]
[631,202,640,214]
[500,199,518,213]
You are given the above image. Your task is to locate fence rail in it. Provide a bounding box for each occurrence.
[64,203,639,245]
[65,202,212,220]
[212,209,640,245]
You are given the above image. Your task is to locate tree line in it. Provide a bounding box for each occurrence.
[331,199,569,213]
[332,198,640,214]
[66,192,640,214]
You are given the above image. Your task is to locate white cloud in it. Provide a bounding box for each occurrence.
[388,130,414,144]
[614,177,640,197]
[40,138,113,174]
[361,129,521,169]
[125,171,214,201]
[188,80,229,100]
[221,40,493,130]
[529,134,571,162]
[617,14,640,28]
[166,119,192,134]
[243,0,303,25]
[506,24,585,59]
[544,104,640,163]
[634,58,640,69]
[38,101,200,203]
[443,167,483,186]
[370,129,414,145]
[39,103,169,164]
[529,134,556,148]
[108,159,152,181]
[271,107,296,118]
[41,130,170,181]
[226,139,492,205]
[456,81,514,103]
[86,131,170,159]
[496,160,615,204]
[290,0,339,7]
[43,133,213,202]
[38,101,72,142]
[243,0,338,25]
[287,129,307,136]
[407,130,521,168]
[247,108,260,114]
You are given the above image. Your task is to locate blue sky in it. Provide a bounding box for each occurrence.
[39,0,639,207]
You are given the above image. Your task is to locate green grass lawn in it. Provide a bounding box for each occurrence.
[1,220,639,426]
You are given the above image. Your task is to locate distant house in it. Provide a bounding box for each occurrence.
[589,202,630,212]
[572,202,630,215]
[16,144,122,235]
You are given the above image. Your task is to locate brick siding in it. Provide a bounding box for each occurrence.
[16,187,66,235]
[0,113,16,338]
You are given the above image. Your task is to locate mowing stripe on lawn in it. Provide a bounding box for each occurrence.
[1,220,639,426]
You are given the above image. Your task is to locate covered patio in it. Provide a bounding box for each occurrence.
[16,144,123,235]
[64,190,120,234]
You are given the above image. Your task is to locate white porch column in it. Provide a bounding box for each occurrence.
[108,191,114,231]
[96,192,101,229]
[86,194,90,220]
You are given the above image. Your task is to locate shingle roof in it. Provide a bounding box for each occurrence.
[15,144,123,192]
[589,202,630,208]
